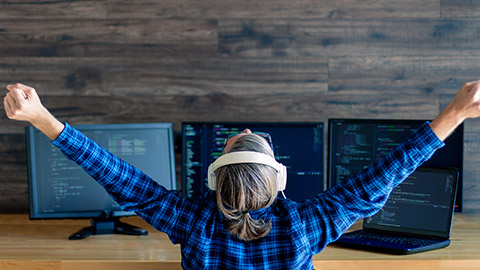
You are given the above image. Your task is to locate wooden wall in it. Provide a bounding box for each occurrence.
[1,0,480,213]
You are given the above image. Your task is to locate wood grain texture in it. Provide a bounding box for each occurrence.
[441,0,480,18]
[105,0,440,20]
[0,1,107,19]
[0,57,327,96]
[0,93,438,135]
[329,57,480,94]
[0,132,28,213]
[0,19,218,57]
[219,19,480,57]
[0,168,28,213]
[0,0,440,20]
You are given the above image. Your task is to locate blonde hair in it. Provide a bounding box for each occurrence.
[215,134,278,241]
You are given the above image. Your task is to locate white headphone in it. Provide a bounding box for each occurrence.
[207,151,287,191]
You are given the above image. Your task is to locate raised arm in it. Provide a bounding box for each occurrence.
[3,83,200,245]
[302,80,480,253]
[430,80,480,141]
[3,83,64,140]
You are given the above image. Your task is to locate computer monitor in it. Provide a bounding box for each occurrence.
[182,122,324,202]
[26,123,176,239]
[328,119,464,211]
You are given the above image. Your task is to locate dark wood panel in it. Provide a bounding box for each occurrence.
[0,0,440,20]
[329,57,480,94]
[105,0,440,19]
[219,19,480,57]
[0,133,28,212]
[0,169,28,213]
[0,0,106,19]
[0,19,217,57]
[0,133,29,213]
[0,57,327,96]
[0,132,26,164]
[0,132,27,212]
[0,93,439,135]
[462,125,480,213]
[456,127,480,213]
[441,0,480,18]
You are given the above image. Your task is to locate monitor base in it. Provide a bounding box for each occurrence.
[68,217,148,240]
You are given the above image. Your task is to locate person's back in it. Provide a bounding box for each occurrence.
[173,125,444,268]
[177,191,314,269]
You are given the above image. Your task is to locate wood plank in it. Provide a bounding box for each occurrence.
[0,57,328,96]
[0,93,440,134]
[0,168,28,213]
[329,57,480,94]
[0,215,182,260]
[0,0,440,20]
[0,133,26,165]
[219,19,480,57]
[441,0,480,18]
[0,133,28,213]
[0,0,106,19]
[104,0,440,20]
[0,19,217,57]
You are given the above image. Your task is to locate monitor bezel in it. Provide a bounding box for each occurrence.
[26,122,177,220]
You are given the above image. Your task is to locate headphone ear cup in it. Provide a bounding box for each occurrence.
[207,163,217,190]
[277,163,287,191]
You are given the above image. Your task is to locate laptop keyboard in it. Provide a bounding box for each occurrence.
[342,230,441,246]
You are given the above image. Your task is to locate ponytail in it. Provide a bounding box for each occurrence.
[215,135,278,241]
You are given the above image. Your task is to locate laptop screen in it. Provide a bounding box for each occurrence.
[364,167,458,239]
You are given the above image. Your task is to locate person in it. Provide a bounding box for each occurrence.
[3,81,480,269]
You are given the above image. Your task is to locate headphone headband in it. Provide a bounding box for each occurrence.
[208,151,287,191]
[210,151,280,171]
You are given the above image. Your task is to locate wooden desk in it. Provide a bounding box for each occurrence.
[0,214,478,270]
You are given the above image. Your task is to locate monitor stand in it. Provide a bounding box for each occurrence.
[68,217,148,240]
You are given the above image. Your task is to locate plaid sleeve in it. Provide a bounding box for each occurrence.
[299,122,444,254]
[51,123,198,245]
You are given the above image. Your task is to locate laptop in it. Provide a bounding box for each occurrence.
[332,167,458,254]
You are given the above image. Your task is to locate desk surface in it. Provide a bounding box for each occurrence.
[0,214,479,270]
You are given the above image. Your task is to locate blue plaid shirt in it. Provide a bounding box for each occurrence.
[52,122,443,269]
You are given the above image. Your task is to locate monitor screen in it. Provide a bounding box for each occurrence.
[328,119,464,211]
[182,122,324,202]
[26,123,176,219]
[364,167,458,238]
